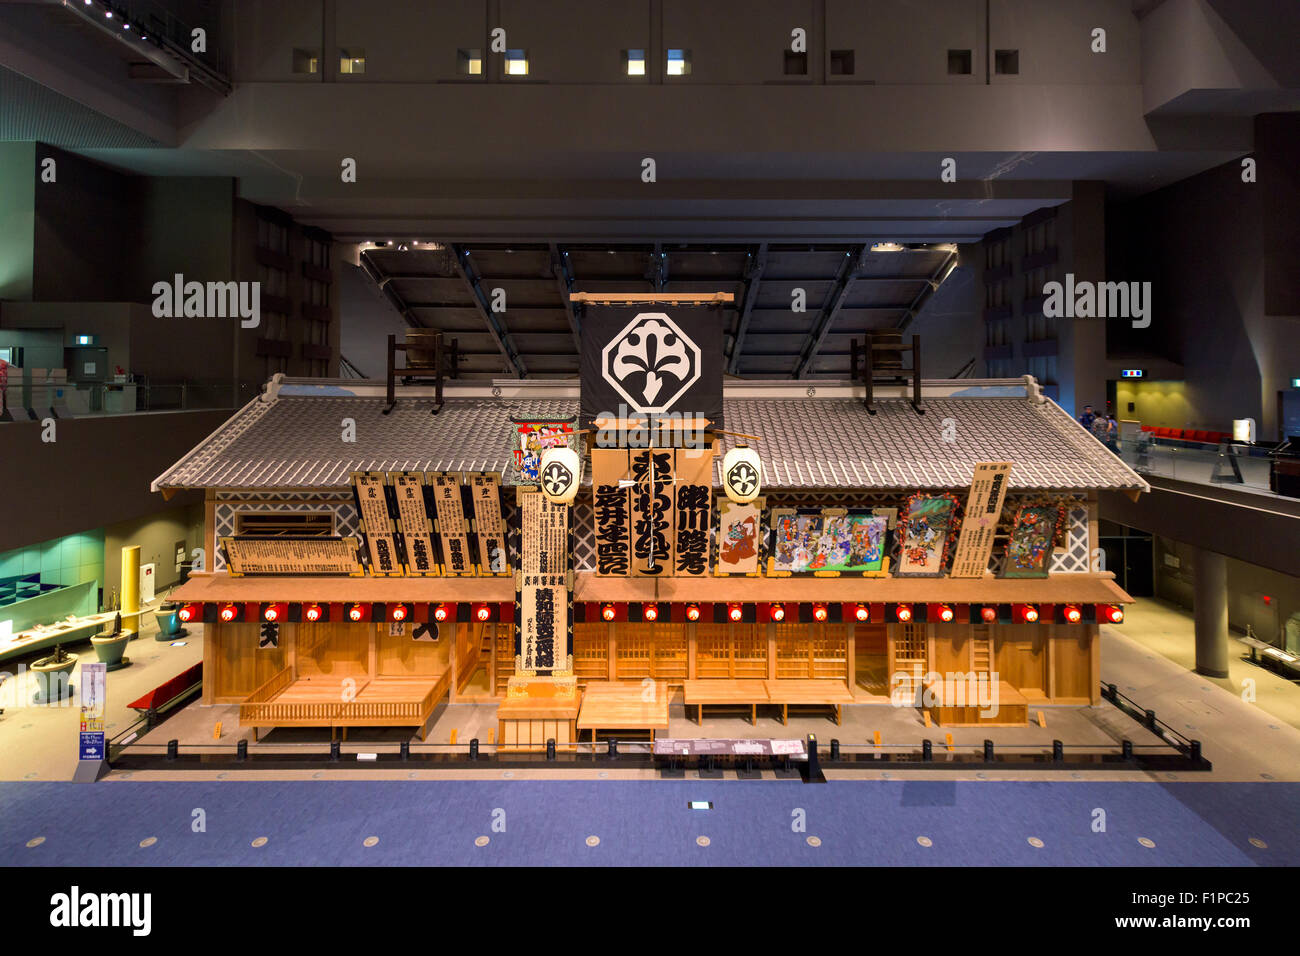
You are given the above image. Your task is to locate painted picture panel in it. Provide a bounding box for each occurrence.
[816,513,889,574]
[768,511,822,574]
[715,499,761,575]
[1001,503,1063,578]
[895,494,962,577]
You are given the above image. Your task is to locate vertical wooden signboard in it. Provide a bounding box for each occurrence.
[350,472,401,576]
[672,445,713,576]
[950,462,1013,578]
[431,473,474,576]
[629,447,675,576]
[517,490,572,675]
[715,498,763,576]
[469,473,510,575]
[591,448,631,576]
[389,472,439,575]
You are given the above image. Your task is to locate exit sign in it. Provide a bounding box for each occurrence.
[1121,369,1144,379]
[1292,377,1300,388]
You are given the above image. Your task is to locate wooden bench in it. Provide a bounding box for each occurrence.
[682,679,769,725]
[496,691,582,752]
[577,681,670,742]
[922,678,1028,727]
[764,679,855,725]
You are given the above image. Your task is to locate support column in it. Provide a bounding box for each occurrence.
[1193,548,1230,678]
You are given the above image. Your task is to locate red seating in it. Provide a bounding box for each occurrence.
[128,663,202,712]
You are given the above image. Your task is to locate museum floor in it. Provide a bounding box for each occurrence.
[4,600,1300,866]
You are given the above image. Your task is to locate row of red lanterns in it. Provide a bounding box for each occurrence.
[177,602,505,625]
[593,602,1124,624]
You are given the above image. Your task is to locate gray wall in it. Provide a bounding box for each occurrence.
[0,143,35,301]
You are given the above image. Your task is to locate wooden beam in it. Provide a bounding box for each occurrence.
[728,242,768,374]
[569,292,734,304]
[549,243,583,352]
[793,244,868,378]
[450,244,527,377]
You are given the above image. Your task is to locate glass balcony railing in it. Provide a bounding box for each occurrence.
[1115,435,1277,495]
[0,380,250,420]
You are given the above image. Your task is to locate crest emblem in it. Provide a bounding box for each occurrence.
[726,461,758,498]
[601,312,701,413]
[722,445,762,504]
[541,460,573,498]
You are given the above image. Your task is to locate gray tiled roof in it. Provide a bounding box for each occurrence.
[153,392,1147,493]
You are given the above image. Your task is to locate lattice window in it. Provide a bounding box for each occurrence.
[571,622,607,681]
[614,623,652,679]
[696,623,767,679]
[213,498,360,571]
[652,623,687,682]
[895,623,928,666]
[812,624,848,680]
[775,623,812,678]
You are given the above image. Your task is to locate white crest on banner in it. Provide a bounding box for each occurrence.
[601,312,701,413]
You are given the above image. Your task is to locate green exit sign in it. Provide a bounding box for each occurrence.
[1293,377,1300,389]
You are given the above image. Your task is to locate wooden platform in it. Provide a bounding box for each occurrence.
[764,679,855,725]
[577,681,670,742]
[682,679,769,724]
[240,670,450,740]
[922,679,1028,727]
[496,691,582,752]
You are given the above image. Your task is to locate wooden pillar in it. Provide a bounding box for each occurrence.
[287,623,298,680]
[1045,623,1056,700]
[686,622,697,679]
[489,622,497,696]
[202,620,217,705]
[368,623,378,678]
[607,621,617,681]
[846,622,856,691]
[1089,622,1101,704]
[448,623,459,702]
[767,621,777,680]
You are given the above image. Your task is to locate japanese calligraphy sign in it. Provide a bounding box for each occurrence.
[629,448,674,576]
[520,488,569,575]
[591,448,631,576]
[672,445,713,576]
[949,462,1013,578]
[390,472,439,575]
[221,536,364,576]
[431,473,474,576]
[516,488,572,675]
[469,473,510,575]
[350,472,401,576]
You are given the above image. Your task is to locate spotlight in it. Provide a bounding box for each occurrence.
[643,604,659,622]
[854,604,870,623]
[1021,605,1039,623]
[981,605,998,623]
[348,603,365,622]
[433,603,450,623]
[601,603,616,622]
[896,604,913,623]
[685,603,701,622]
[936,604,954,623]
[474,604,491,623]
[813,604,828,623]
[1105,604,1124,624]
[728,604,743,623]
[177,603,200,623]
[1064,605,1082,624]
[304,603,323,622]
[391,603,409,622]
[769,604,785,622]
[219,603,239,623]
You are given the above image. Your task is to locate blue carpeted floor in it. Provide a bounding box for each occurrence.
[2,780,1293,866]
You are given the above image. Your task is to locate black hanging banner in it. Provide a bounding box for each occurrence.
[578,303,725,430]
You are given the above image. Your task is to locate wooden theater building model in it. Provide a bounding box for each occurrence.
[156,297,1146,745]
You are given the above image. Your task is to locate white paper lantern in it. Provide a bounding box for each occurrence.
[539,446,582,504]
[721,445,762,503]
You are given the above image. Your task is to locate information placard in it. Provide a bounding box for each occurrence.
[390,472,439,575]
[350,472,401,575]
[78,662,106,762]
[950,462,1013,578]
[431,473,474,575]
[221,536,364,576]
[469,473,510,575]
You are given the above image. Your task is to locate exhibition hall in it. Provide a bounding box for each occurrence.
[1,0,1298,929]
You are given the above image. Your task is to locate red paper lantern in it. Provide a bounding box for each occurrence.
[644,604,659,622]
[981,605,998,623]
[601,603,617,622]
[391,603,409,622]
[433,603,450,623]
[728,604,744,623]
[813,604,829,623]
[304,603,323,623]
[685,603,701,622]
[769,604,785,622]
[474,604,492,623]
[219,603,238,623]
[178,603,200,623]
[348,603,365,622]
[1021,605,1039,623]
[936,604,954,623]
[1106,604,1124,624]
[1064,605,1082,624]
[896,604,913,623]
